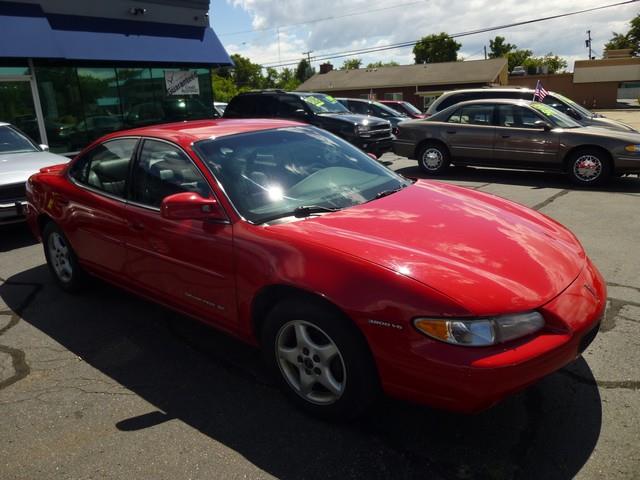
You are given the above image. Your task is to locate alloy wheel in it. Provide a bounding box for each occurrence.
[275,320,346,405]
[48,232,73,283]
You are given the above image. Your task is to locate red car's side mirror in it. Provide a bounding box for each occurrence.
[161,192,227,222]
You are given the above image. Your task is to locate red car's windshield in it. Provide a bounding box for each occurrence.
[193,126,408,223]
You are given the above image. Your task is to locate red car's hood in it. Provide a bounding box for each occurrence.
[273,181,585,316]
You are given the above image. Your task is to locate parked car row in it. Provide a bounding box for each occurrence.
[394,97,640,186]
[223,91,395,156]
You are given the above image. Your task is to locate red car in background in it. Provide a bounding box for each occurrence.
[25,119,605,419]
[380,100,427,119]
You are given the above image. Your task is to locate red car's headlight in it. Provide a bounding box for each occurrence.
[414,311,544,347]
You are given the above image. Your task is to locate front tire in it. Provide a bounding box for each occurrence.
[567,149,611,186]
[417,142,450,175]
[42,221,86,292]
[261,298,378,420]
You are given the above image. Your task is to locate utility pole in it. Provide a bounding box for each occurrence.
[484,45,487,59]
[302,50,313,64]
[302,50,314,77]
[585,30,593,59]
[277,27,281,65]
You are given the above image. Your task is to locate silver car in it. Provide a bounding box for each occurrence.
[0,123,69,224]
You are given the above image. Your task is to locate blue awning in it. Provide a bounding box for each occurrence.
[0,2,61,58]
[0,2,232,65]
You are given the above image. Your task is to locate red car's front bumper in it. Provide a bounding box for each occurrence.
[377,258,606,412]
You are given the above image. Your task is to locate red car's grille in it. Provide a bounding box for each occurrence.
[0,182,26,202]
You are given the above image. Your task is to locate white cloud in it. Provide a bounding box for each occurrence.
[223,0,638,70]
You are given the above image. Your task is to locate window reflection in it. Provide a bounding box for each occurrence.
[76,68,124,146]
[34,66,84,153]
[30,65,214,153]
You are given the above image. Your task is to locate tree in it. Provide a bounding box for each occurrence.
[263,67,279,89]
[506,49,532,72]
[521,53,567,75]
[211,74,238,102]
[277,68,300,91]
[605,13,640,55]
[341,58,362,70]
[488,36,516,58]
[605,32,634,51]
[541,53,568,74]
[229,54,263,89]
[413,33,461,64]
[630,14,640,50]
[295,59,315,83]
[366,61,399,68]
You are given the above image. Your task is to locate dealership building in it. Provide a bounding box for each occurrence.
[0,0,231,154]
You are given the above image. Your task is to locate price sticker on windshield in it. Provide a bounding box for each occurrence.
[530,103,558,117]
[304,96,325,107]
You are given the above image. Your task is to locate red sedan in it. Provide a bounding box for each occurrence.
[380,100,427,119]
[25,119,605,419]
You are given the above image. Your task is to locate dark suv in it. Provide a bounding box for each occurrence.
[224,91,393,156]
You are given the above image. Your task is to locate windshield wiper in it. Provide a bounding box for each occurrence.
[293,205,341,216]
[258,205,341,224]
[371,184,408,201]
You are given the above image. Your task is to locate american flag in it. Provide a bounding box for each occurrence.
[533,80,549,101]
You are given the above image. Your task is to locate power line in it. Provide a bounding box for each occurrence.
[217,0,427,37]
[257,0,639,68]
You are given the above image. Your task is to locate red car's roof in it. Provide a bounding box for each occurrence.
[101,118,305,146]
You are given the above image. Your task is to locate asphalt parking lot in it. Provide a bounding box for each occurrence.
[2,115,640,479]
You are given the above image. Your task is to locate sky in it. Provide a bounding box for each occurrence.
[209,0,638,71]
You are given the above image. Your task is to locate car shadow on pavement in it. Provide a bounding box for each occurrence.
[396,164,640,193]
[1,266,603,480]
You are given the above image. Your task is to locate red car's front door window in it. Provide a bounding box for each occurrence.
[125,139,237,329]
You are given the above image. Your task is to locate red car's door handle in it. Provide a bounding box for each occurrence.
[501,134,511,138]
[446,130,457,134]
[128,221,145,231]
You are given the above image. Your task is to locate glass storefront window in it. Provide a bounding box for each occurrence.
[34,66,85,153]
[0,66,30,76]
[0,81,41,143]
[76,68,123,147]
[150,68,215,123]
[32,64,215,154]
[118,67,163,128]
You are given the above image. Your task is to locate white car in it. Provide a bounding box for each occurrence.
[0,123,69,224]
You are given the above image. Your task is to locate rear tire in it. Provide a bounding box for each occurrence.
[417,142,450,175]
[261,298,379,420]
[42,222,87,292]
[567,149,611,186]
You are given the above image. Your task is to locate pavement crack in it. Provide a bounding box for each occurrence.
[559,369,640,390]
[532,189,569,211]
[602,297,640,332]
[0,279,44,392]
[607,282,640,294]
[0,340,30,391]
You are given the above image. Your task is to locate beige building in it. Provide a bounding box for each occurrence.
[510,54,640,109]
